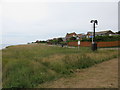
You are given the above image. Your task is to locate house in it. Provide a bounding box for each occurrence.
[77,33,86,40]
[86,30,115,38]
[65,32,87,41]
[65,32,77,41]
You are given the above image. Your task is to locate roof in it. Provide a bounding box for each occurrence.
[77,34,83,37]
[66,32,77,37]
[77,34,86,37]
[87,30,115,35]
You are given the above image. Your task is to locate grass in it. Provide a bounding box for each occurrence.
[0,50,2,89]
[2,44,118,88]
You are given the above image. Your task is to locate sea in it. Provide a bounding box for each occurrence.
[0,43,27,50]
[0,44,13,50]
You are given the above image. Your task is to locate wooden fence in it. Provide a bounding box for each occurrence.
[67,41,120,47]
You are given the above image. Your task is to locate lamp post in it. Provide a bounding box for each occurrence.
[90,20,98,51]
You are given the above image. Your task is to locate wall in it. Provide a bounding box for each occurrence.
[67,41,120,47]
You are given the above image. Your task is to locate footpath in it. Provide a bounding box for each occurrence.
[38,58,118,88]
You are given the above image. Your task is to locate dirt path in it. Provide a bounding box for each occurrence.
[38,58,118,88]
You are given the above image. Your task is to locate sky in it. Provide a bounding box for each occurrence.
[0,0,119,45]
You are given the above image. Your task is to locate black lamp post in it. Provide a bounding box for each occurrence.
[90,20,98,51]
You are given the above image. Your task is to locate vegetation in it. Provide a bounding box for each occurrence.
[33,35,120,45]
[81,35,120,42]
[69,37,77,41]
[35,40,47,43]
[2,44,118,88]
[66,35,120,42]
[47,38,64,45]
[116,31,120,34]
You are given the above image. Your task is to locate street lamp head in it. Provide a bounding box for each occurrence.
[90,20,98,25]
[94,20,98,25]
[90,20,94,23]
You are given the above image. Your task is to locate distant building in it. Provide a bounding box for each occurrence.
[65,32,87,41]
[86,30,115,38]
[77,33,86,40]
[65,32,77,41]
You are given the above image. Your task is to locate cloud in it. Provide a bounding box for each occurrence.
[2,3,49,22]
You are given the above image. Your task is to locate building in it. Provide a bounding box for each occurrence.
[65,32,77,41]
[65,32,87,41]
[77,33,86,40]
[86,30,115,38]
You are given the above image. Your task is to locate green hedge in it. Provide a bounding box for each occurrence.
[82,35,120,42]
[67,35,120,42]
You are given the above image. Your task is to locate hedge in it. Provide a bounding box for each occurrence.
[67,35,120,42]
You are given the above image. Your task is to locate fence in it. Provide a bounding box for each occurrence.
[67,41,120,47]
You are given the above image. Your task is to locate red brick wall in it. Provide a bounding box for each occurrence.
[67,41,120,47]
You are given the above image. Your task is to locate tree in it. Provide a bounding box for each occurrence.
[58,38,63,42]
[70,37,76,40]
[116,31,120,34]
[35,40,40,43]
[50,40,58,45]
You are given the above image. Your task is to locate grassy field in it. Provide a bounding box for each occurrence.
[2,44,118,88]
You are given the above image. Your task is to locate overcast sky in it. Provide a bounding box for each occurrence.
[0,0,119,45]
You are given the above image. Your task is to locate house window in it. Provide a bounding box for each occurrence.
[109,34,112,36]
[73,35,76,37]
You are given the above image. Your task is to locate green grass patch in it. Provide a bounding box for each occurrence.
[2,44,118,88]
